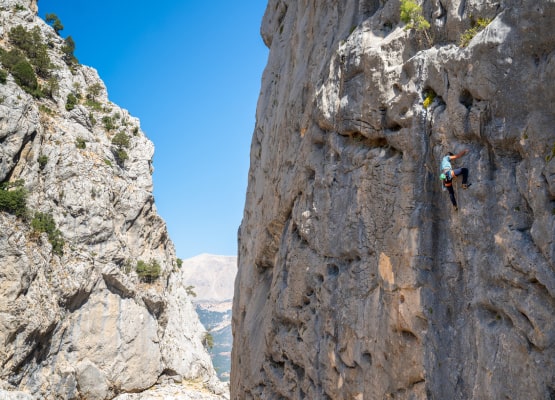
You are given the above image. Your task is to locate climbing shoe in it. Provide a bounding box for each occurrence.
[462,183,471,189]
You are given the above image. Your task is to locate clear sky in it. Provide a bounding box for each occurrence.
[38,1,269,259]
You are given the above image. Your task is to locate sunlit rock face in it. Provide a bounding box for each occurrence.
[232,0,555,399]
[0,1,226,398]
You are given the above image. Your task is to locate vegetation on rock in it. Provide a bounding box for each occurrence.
[400,0,431,45]
[66,92,78,111]
[136,259,161,283]
[111,132,130,166]
[61,36,78,66]
[203,332,214,349]
[0,180,27,218]
[423,89,436,108]
[75,137,86,149]
[45,13,64,35]
[460,17,492,48]
[38,154,48,170]
[31,212,65,256]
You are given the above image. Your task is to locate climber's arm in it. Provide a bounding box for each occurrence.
[450,149,469,160]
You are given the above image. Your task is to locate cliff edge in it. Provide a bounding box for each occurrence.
[233,0,554,399]
[0,1,226,398]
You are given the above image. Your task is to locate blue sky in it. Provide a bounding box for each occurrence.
[38,1,269,259]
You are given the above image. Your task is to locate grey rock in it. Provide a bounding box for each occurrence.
[233,1,555,399]
[0,1,225,399]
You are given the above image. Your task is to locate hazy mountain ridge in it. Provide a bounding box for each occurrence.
[180,254,237,301]
[180,254,237,383]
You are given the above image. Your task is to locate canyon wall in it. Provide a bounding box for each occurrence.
[232,0,555,399]
[0,1,226,398]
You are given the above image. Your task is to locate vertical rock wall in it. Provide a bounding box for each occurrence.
[232,0,555,399]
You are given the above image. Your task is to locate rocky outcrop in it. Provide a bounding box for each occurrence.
[232,0,555,399]
[0,1,226,398]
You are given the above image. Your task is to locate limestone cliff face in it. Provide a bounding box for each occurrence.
[0,1,225,399]
[233,0,555,399]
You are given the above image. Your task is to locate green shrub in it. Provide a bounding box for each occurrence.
[86,82,103,100]
[136,259,161,283]
[0,180,27,218]
[176,258,183,268]
[61,36,78,66]
[75,137,86,149]
[39,104,55,115]
[8,25,52,78]
[102,116,116,131]
[113,149,128,166]
[45,13,64,34]
[0,48,24,70]
[111,132,130,166]
[31,212,64,256]
[423,90,436,108]
[186,285,197,297]
[0,69,7,84]
[12,59,38,91]
[85,98,102,111]
[459,18,492,48]
[202,332,214,349]
[66,92,78,111]
[111,132,130,148]
[38,154,48,170]
[400,0,431,44]
[8,25,32,52]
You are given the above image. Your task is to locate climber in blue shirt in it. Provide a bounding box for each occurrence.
[440,149,470,211]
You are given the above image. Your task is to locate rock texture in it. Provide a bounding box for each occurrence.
[0,1,226,398]
[232,0,555,399]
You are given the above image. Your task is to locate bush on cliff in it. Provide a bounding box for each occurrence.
[0,180,27,218]
[45,13,64,35]
[111,132,130,167]
[136,259,161,283]
[31,212,65,256]
[8,25,52,78]
[61,36,78,66]
[459,17,492,48]
[66,92,78,111]
[400,0,431,45]
[0,48,43,97]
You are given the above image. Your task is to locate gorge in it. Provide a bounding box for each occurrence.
[1,0,554,399]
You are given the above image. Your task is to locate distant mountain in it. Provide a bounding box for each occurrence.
[180,254,237,382]
[180,254,237,301]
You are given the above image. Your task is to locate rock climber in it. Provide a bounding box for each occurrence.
[440,149,470,211]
